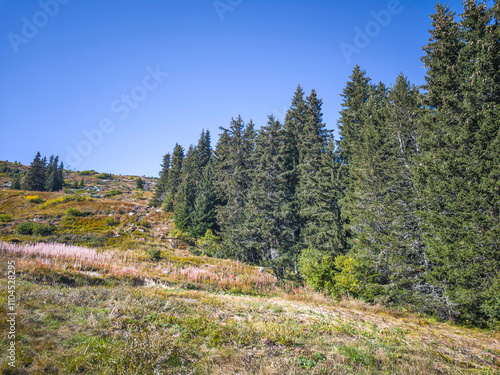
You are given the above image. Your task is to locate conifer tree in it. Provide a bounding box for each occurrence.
[151,153,170,207]
[174,145,198,232]
[297,89,332,251]
[10,175,21,190]
[167,144,184,198]
[213,129,231,208]
[215,116,256,260]
[22,152,46,191]
[416,1,500,324]
[239,116,297,274]
[45,155,63,192]
[197,130,212,171]
[190,159,217,238]
[281,85,307,261]
[57,162,64,191]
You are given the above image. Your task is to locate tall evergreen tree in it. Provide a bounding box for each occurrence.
[281,85,308,262]
[22,152,46,191]
[239,116,297,275]
[197,130,212,171]
[174,145,198,232]
[297,89,332,252]
[45,155,62,192]
[213,129,231,208]
[416,1,500,324]
[167,144,184,197]
[151,153,171,207]
[215,116,256,260]
[190,159,217,238]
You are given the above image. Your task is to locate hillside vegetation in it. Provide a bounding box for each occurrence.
[1,180,499,374]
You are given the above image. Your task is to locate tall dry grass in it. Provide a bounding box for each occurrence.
[0,241,111,262]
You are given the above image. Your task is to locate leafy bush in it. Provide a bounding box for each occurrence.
[195,229,220,257]
[139,218,150,228]
[298,247,336,292]
[95,173,113,180]
[104,189,122,197]
[15,222,55,236]
[78,170,98,176]
[298,249,361,298]
[25,195,43,203]
[65,208,91,217]
[147,247,161,261]
[170,228,194,245]
[331,255,361,298]
[104,217,119,226]
[0,214,13,223]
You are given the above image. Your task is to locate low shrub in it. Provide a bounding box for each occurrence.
[78,170,98,176]
[65,208,92,217]
[95,173,113,180]
[15,222,56,236]
[298,249,361,298]
[104,189,122,197]
[147,247,161,261]
[0,214,13,223]
[25,195,43,203]
[195,229,220,257]
[104,217,119,226]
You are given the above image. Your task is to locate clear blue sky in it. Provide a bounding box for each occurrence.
[0,0,478,177]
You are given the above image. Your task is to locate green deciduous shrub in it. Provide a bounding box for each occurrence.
[195,229,221,257]
[298,248,361,298]
[95,173,113,180]
[0,214,13,222]
[15,222,56,236]
[78,170,97,176]
[65,208,91,217]
[104,189,122,197]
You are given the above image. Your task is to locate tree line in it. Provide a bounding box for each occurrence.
[150,1,498,327]
[12,152,65,192]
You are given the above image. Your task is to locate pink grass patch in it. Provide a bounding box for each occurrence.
[0,241,111,262]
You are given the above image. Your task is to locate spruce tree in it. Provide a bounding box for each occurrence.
[416,1,500,324]
[135,177,143,190]
[297,89,332,251]
[174,145,198,232]
[167,144,184,198]
[190,160,217,238]
[22,152,46,191]
[197,129,212,171]
[45,155,62,192]
[10,175,21,190]
[213,129,231,208]
[151,153,170,207]
[215,116,256,260]
[239,116,297,275]
[281,85,307,263]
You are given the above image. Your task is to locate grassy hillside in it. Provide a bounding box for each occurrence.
[0,163,499,374]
